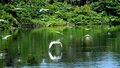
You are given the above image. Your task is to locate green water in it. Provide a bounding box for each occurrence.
[0,26,120,68]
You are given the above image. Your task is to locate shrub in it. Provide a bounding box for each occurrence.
[0,10,18,28]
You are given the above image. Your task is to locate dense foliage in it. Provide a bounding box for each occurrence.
[0,0,120,30]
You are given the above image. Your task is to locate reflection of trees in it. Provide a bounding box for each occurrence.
[4,48,21,66]
[27,56,37,65]
[48,50,63,62]
[1,26,120,67]
[0,29,32,67]
[81,34,93,52]
[107,31,120,53]
[62,26,109,63]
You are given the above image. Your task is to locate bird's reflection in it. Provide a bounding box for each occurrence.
[0,51,6,59]
[48,51,63,62]
[3,48,22,66]
[81,34,93,52]
[2,35,11,40]
[107,31,112,39]
[48,40,63,62]
[82,34,93,46]
[85,25,91,31]
[39,59,48,68]
[40,59,47,65]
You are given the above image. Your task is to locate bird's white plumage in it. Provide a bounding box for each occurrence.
[39,8,49,12]
[48,51,62,62]
[2,35,11,40]
[49,40,62,49]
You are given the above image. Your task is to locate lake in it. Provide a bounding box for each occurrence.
[0,26,120,68]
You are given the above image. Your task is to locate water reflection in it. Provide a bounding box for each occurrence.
[48,50,63,62]
[0,26,120,68]
[40,59,47,66]
[97,53,120,68]
[82,34,93,46]
[4,48,21,66]
[85,26,91,31]
[27,56,37,65]
[0,51,6,59]
[48,40,63,62]
[2,35,11,40]
[16,57,22,65]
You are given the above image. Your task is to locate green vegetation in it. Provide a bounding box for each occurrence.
[0,0,120,30]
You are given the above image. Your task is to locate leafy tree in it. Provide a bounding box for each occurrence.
[58,0,64,2]
[79,0,86,6]
[49,0,54,4]
[0,0,11,3]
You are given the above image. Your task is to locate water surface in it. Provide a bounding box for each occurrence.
[0,26,120,68]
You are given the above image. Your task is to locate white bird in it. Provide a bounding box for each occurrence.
[49,40,62,49]
[2,35,11,40]
[0,19,5,22]
[0,19,8,22]
[85,28,91,31]
[85,34,91,38]
[108,32,111,36]
[39,8,49,12]
[67,24,75,28]
[14,8,23,10]
[51,31,63,35]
